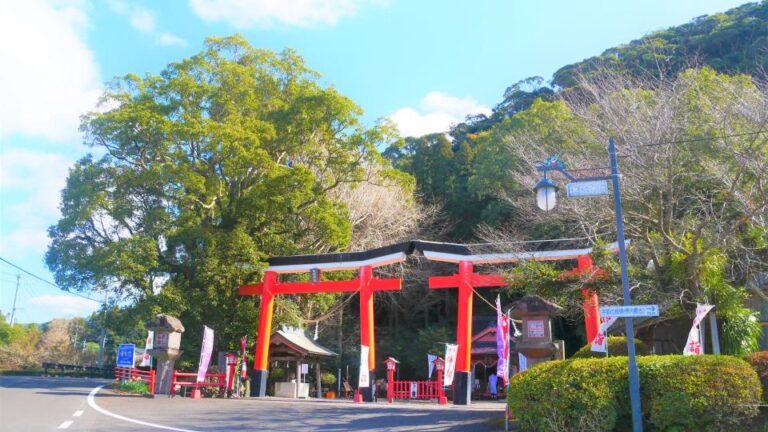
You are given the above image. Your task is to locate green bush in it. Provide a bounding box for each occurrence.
[508,355,761,432]
[321,372,337,385]
[119,378,150,395]
[744,351,768,403]
[570,336,650,359]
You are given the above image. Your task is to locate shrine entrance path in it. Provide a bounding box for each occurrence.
[82,386,504,431]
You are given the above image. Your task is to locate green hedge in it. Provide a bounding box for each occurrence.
[508,355,762,432]
[571,336,650,359]
[744,351,768,403]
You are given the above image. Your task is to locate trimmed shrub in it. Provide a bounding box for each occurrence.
[744,351,768,403]
[570,336,650,359]
[508,355,761,432]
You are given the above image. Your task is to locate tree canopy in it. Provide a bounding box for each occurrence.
[46,35,414,361]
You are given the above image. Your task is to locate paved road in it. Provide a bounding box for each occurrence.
[0,376,504,431]
[0,375,113,431]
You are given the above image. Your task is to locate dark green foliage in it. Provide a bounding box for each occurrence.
[552,2,768,88]
[508,355,762,432]
[571,336,650,359]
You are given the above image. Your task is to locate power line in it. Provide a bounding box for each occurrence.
[0,257,100,303]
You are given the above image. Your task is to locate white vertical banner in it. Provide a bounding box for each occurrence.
[591,316,619,353]
[683,304,714,355]
[139,330,154,367]
[358,345,370,388]
[196,326,214,382]
[518,353,528,372]
[443,344,458,386]
[427,354,437,378]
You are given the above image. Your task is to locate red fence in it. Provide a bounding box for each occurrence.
[390,380,442,400]
[171,371,226,398]
[115,367,155,396]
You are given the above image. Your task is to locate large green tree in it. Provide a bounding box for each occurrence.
[46,36,402,360]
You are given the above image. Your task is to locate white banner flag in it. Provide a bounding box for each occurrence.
[518,353,528,372]
[683,304,714,355]
[196,326,214,382]
[591,316,619,353]
[358,345,370,388]
[139,330,154,367]
[427,354,437,378]
[444,344,458,386]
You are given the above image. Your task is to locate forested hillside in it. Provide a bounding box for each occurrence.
[30,2,768,379]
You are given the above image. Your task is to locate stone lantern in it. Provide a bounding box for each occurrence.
[145,314,185,395]
[510,295,564,368]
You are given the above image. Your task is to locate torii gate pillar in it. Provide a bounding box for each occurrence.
[251,271,276,397]
[429,260,506,405]
[577,255,602,344]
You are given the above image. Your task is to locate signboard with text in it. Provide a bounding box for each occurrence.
[566,180,609,198]
[116,344,135,368]
[599,305,659,318]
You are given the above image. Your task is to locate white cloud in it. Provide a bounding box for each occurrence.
[189,0,385,28]
[28,295,100,318]
[0,147,74,256]
[388,92,492,138]
[0,0,102,142]
[109,1,187,47]
[157,32,189,47]
[109,0,156,33]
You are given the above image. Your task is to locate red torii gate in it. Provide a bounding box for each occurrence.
[239,240,625,405]
[420,240,625,405]
[238,243,411,402]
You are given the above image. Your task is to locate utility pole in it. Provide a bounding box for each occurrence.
[97,291,109,368]
[10,275,20,326]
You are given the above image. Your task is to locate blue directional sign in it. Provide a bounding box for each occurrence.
[116,343,135,368]
[600,305,659,318]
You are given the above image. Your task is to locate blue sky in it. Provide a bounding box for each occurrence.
[0,0,749,323]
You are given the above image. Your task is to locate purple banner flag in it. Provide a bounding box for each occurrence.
[196,326,214,382]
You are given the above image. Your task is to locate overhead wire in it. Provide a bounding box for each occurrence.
[0,257,100,302]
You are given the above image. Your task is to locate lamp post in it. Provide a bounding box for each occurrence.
[534,137,643,432]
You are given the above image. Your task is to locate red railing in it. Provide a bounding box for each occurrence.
[115,367,155,396]
[171,371,226,398]
[390,380,441,400]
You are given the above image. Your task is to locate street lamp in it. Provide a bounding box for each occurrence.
[534,176,557,211]
[534,138,644,432]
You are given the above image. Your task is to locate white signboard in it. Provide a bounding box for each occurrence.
[443,344,458,386]
[358,345,370,388]
[566,180,609,198]
[599,305,659,318]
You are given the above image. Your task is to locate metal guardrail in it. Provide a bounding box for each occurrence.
[41,362,113,377]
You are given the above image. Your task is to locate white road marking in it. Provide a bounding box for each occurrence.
[73,410,84,417]
[58,420,73,429]
[87,385,201,432]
